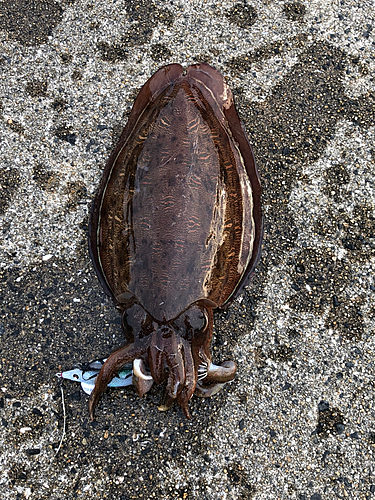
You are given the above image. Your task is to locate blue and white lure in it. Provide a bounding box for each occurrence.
[56,359,133,395]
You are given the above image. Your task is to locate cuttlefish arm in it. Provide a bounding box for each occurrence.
[89,340,149,420]
[195,360,237,398]
[132,358,154,397]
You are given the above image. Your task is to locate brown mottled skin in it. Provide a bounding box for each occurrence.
[88,63,262,419]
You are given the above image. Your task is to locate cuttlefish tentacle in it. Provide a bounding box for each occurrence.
[89,341,149,420]
[133,358,154,398]
[158,394,175,413]
[197,362,208,381]
[195,360,237,398]
[195,381,225,398]
[148,332,165,385]
[158,339,197,419]
[165,342,185,400]
[133,358,153,380]
[205,360,237,383]
[177,339,196,419]
[133,375,154,398]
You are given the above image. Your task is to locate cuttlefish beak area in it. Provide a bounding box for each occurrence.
[88,325,237,420]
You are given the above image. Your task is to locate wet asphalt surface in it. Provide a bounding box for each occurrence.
[0,1,375,499]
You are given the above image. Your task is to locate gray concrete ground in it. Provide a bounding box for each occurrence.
[0,0,375,499]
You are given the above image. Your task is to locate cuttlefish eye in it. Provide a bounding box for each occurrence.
[174,305,208,341]
[122,303,154,339]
